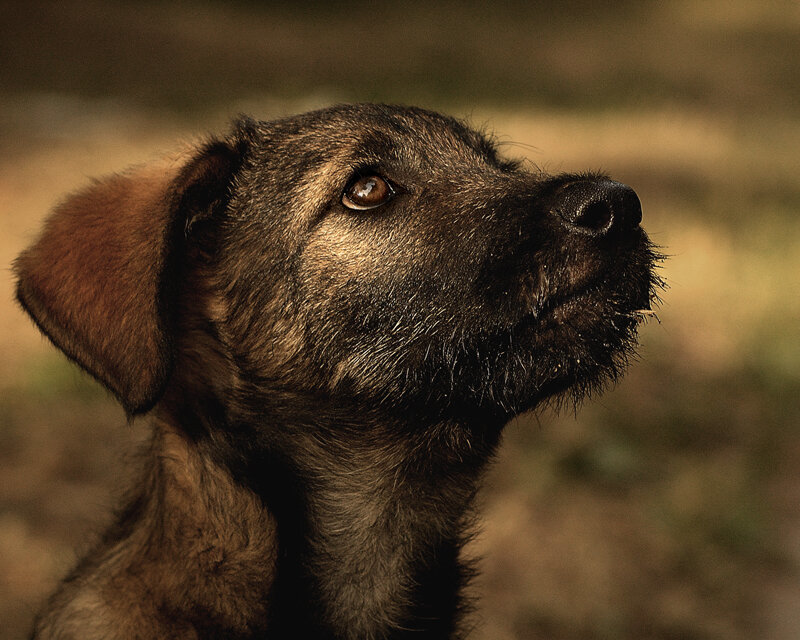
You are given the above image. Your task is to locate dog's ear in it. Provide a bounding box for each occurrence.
[14,122,253,415]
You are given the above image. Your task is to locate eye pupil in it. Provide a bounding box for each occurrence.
[342,175,394,210]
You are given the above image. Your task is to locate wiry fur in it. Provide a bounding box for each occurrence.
[15,104,660,639]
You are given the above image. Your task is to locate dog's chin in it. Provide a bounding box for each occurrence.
[441,280,654,421]
[324,249,660,425]
[350,302,643,426]
[332,281,653,425]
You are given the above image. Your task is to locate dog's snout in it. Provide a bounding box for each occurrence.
[552,180,642,236]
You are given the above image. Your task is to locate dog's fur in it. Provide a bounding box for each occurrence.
[15,104,659,639]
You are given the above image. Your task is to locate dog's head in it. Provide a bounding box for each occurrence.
[15,104,659,426]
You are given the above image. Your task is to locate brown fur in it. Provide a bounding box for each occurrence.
[15,166,177,412]
[16,104,660,639]
[35,422,277,639]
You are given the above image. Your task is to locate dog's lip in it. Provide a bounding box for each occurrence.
[525,271,603,319]
[532,286,596,322]
[514,263,614,323]
[522,276,652,326]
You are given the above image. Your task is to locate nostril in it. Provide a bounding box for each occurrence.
[573,199,613,233]
[552,179,642,236]
[619,187,643,227]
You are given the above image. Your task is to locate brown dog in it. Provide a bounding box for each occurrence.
[16,104,659,639]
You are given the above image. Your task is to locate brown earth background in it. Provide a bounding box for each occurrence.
[1,1,799,638]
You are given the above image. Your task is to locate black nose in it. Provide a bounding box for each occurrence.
[552,180,642,236]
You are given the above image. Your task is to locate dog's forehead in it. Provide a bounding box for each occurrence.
[251,104,499,170]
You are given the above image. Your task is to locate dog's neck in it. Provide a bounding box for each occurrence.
[258,409,497,638]
[36,395,499,639]
[153,398,501,639]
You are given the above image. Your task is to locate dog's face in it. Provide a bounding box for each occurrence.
[15,104,658,427]
[207,105,658,423]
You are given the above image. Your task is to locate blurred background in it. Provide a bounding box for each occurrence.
[1,1,798,638]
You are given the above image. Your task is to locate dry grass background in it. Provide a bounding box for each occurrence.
[1,1,798,638]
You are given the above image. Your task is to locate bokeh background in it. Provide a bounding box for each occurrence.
[1,1,798,638]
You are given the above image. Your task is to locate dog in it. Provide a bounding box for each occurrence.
[15,104,659,639]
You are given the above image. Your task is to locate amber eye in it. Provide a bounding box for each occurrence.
[341,175,394,210]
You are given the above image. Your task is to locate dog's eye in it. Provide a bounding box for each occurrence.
[342,175,394,210]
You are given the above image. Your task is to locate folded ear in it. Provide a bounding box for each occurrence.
[15,125,252,415]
